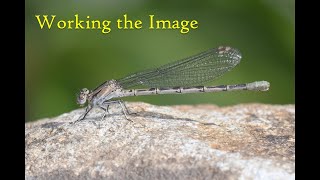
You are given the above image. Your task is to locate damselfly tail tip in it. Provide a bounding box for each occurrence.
[247,81,270,91]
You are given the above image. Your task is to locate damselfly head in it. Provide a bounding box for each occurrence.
[77,88,90,106]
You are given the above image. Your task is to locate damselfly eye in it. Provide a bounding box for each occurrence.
[80,88,89,95]
[77,89,88,105]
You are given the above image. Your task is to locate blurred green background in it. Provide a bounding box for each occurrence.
[25,0,294,122]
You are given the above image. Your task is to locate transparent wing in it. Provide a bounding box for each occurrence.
[117,46,242,88]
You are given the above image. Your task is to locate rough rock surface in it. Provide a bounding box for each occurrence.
[25,102,295,180]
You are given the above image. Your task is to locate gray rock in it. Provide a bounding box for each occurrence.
[25,102,295,180]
